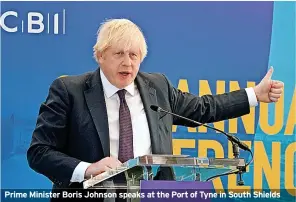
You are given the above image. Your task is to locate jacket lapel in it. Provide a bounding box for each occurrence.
[83,70,161,157]
[84,69,110,157]
[136,73,159,154]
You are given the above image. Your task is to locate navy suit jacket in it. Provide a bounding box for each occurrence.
[27,68,250,188]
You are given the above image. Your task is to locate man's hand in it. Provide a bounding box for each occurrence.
[253,66,284,103]
[85,157,122,179]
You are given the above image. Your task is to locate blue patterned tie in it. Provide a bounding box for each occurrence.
[117,89,134,163]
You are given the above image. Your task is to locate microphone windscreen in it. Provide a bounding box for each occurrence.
[150,105,159,112]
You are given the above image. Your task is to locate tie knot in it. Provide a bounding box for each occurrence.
[117,89,126,101]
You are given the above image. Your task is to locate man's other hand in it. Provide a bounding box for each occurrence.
[85,157,122,179]
[254,66,284,103]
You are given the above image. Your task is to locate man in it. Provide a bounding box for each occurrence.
[27,19,283,190]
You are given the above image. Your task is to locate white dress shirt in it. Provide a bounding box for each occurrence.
[70,70,258,183]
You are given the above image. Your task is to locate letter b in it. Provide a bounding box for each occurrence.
[28,12,44,33]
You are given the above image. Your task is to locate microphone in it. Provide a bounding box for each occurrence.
[150,105,250,152]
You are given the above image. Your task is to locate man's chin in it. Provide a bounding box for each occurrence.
[116,80,133,89]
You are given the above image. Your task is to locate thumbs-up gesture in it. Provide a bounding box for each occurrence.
[253,66,284,103]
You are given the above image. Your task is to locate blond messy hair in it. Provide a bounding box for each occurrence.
[93,18,148,63]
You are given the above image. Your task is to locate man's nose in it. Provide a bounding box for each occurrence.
[122,53,132,66]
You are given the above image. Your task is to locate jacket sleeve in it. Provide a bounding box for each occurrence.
[27,78,81,188]
[162,75,250,126]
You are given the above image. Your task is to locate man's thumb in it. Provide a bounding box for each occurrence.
[264,66,274,80]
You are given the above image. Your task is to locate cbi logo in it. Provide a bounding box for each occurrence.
[0,9,66,34]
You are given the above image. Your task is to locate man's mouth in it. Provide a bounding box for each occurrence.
[119,72,131,76]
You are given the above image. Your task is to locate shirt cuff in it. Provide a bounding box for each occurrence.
[70,161,91,183]
[245,87,258,107]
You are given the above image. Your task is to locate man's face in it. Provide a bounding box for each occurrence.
[98,43,141,89]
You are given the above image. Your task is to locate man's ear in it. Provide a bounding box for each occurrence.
[97,51,104,64]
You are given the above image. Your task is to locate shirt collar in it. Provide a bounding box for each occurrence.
[100,69,135,98]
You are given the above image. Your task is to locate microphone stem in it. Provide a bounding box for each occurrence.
[232,142,240,158]
[152,105,253,186]
[159,108,247,150]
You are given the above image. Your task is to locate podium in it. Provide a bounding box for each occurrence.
[83,155,246,201]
